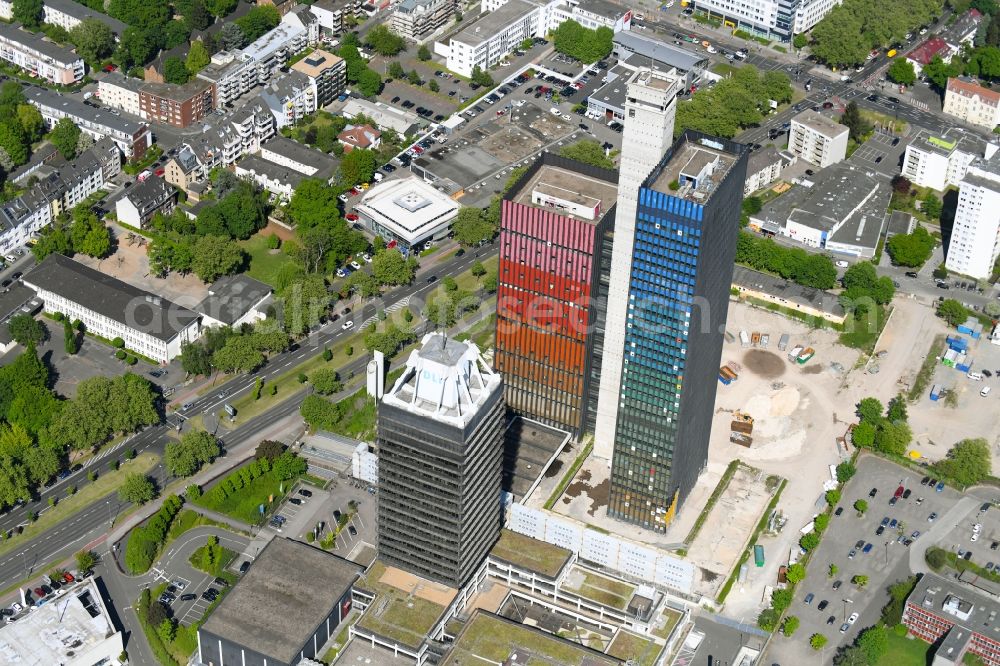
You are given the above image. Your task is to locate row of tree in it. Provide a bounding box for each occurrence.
[178,320,290,377]
[338,35,384,98]
[124,493,182,574]
[735,232,839,289]
[551,19,614,64]
[676,66,793,139]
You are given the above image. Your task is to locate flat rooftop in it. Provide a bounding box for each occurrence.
[200,537,361,664]
[442,611,621,666]
[502,416,570,500]
[908,571,1000,638]
[356,176,459,236]
[650,137,738,202]
[356,560,453,650]
[452,0,536,47]
[490,529,572,580]
[0,579,119,665]
[562,566,637,611]
[510,163,618,223]
[791,110,848,138]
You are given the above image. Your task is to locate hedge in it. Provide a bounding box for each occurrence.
[125,495,184,574]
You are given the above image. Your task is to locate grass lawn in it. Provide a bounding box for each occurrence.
[241,234,292,288]
[839,304,889,352]
[188,544,238,577]
[454,312,496,350]
[875,630,930,666]
[0,452,159,559]
[607,630,661,666]
[321,391,378,441]
[490,529,571,579]
[860,109,908,135]
[652,607,684,640]
[165,509,238,542]
[711,62,739,77]
[565,569,635,610]
[357,560,447,649]
[192,467,297,524]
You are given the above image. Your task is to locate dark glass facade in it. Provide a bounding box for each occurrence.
[608,132,748,531]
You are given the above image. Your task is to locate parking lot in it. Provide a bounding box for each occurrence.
[767,456,965,665]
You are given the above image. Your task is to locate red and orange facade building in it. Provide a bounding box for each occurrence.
[495,153,618,437]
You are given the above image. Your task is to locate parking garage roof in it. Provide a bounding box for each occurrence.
[200,537,361,664]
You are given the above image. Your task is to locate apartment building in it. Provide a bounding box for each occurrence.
[290,49,345,107]
[744,146,788,196]
[903,572,1000,666]
[906,37,953,76]
[115,175,176,228]
[944,77,1000,131]
[788,109,848,168]
[391,0,455,42]
[26,86,151,158]
[97,73,142,117]
[24,254,200,363]
[197,7,316,108]
[259,71,316,128]
[139,79,216,129]
[442,0,628,78]
[688,0,840,41]
[259,135,337,177]
[945,152,1000,279]
[902,128,998,191]
[0,0,127,36]
[0,23,84,85]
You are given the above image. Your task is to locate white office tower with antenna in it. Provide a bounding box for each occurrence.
[592,67,681,460]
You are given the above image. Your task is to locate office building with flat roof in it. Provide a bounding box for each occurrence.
[688,0,840,40]
[377,333,505,587]
[495,152,618,437]
[198,537,361,666]
[607,131,748,531]
[594,67,680,461]
[946,152,1000,279]
[391,0,456,41]
[788,109,848,168]
[354,176,459,250]
[904,571,1000,666]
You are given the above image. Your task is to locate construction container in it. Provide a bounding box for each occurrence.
[726,361,742,375]
[740,330,750,347]
[731,432,753,447]
[719,370,733,385]
[957,358,972,373]
[942,349,958,367]
[788,345,803,361]
[754,545,765,567]
[731,419,754,434]
[930,384,941,401]
[725,331,736,343]
[947,336,968,352]
[760,334,770,348]
[751,332,761,346]
[778,334,789,351]
[797,347,816,364]
[958,317,978,335]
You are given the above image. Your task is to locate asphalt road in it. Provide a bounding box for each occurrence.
[0,245,494,592]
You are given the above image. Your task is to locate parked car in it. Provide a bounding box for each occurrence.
[239,561,251,574]
[299,489,313,498]
[804,593,814,604]
[180,593,196,601]
[818,600,828,610]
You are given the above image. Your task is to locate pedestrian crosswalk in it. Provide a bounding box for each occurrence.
[358,296,411,330]
[83,437,129,469]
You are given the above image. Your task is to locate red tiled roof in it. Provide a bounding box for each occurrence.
[947,77,1000,107]
[907,37,951,66]
[337,124,381,148]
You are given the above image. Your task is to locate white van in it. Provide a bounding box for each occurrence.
[969,371,984,381]
[982,386,992,397]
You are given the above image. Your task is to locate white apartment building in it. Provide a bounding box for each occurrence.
[392,0,456,42]
[440,0,628,78]
[788,110,848,168]
[943,77,1000,131]
[259,70,316,129]
[744,146,788,196]
[24,253,201,362]
[97,73,143,117]
[689,0,840,41]
[0,0,127,35]
[945,153,1000,279]
[259,135,337,177]
[901,129,998,191]
[197,7,317,109]
[0,23,84,85]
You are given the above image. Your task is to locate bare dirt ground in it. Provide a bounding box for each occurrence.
[741,349,786,379]
[73,223,209,310]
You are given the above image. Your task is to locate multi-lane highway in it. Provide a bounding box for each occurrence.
[0,245,495,591]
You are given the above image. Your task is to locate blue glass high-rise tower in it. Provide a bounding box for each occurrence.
[607,131,748,531]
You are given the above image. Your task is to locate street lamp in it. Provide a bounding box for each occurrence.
[842,598,853,621]
[885,540,891,566]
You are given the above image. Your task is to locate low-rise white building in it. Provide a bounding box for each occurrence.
[259,135,337,177]
[0,22,84,85]
[355,176,460,250]
[945,152,1000,279]
[0,0,127,36]
[352,441,378,484]
[193,274,272,329]
[26,86,152,158]
[788,110,848,168]
[0,577,126,666]
[744,146,790,196]
[341,98,421,136]
[901,128,998,191]
[24,253,201,362]
[115,175,176,228]
[943,77,1000,132]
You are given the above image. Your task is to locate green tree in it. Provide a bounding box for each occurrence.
[810,633,828,650]
[355,67,383,97]
[49,118,82,160]
[164,429,220,477]
[551,19,613,63]
[69,19,115,64]
[786,563,806,584]
[7,315,45,347]
[852,421,876,448]
[190,235,245,282]
[926,547,947,569]
[16,104,44,143]
[856,397,884,424]
[0,121,28,166]
[886,394,908,422]
[840,101,870,142]
[75,549,97,574]
[235,5,280,43]
[782,615,800,637]
[758,607,780,632]
[12,0,43,28]
[417,44,431,60]
[560,139,615,169]
[407,69,422,85]
[452,206,495,246]
[186,39,211,74]
[852,574,869,587]
[793,34,808,49]
[212,336,265,374]
[364,24,405,56]
[309,367,342,395]
[387,60,405,79]
[771,588,793,612]
[470,65,494,88]
[933,438,991,487]
[853,499,868,515]
[800,532,820,550]
[887,225,935,266]
[923,55,961,89]
[936,298,969,326]
[371,249,416,285]
[825,489,841,506]
[340,148,377,186]
[888,58,917,85]
[429,79,440,93]
[118,473,156,505]
[828,563,838,578]
[836,461,857,483]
